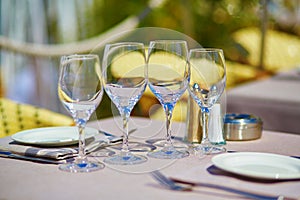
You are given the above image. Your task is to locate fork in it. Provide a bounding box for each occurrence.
[150,171,295,200]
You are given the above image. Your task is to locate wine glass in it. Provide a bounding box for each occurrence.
[188,48,226,154]
[147,40,189,159]
[58,54,104,172]
[102,42,148,165]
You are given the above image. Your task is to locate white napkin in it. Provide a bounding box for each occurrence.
[0,135,109,160]
[0,142,77,160]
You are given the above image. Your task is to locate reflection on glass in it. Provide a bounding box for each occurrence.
[147,40,190,159]
[58,54,104,172]
[188,48,226,154]
[102,42,148,165]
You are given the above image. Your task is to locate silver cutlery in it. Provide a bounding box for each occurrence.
[85,128,137,153]
[99,128,137,138]
[150,170,296,200]
[85,136,122,154]
[97,128,157,152]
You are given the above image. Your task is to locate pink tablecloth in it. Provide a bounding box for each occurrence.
[0,117,299,200]
[226,69,300,134]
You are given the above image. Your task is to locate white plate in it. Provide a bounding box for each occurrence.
[212,152,300,180]
[11,126,98,147]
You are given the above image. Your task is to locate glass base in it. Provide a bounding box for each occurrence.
[147,147,189,159]
[59,160,105,173]
[104,152,147,165]
[146,138,188,149]
[110,142,156,152]
[195,144,226,155]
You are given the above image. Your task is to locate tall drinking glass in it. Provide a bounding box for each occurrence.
[188,48,226,154]
[102,42,147,165]
[58,54,104,172]
[147,40,189,159]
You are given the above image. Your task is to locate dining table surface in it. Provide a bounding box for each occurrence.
[0,116,300,200]
[226,68,300,134]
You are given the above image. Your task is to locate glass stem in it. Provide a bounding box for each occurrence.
[201,108,210,147]
[78,124,86,160]
[164,104,173,148]
[121,114,130,154]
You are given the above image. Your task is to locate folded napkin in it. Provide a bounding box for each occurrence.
[0,98,74,138]
[0,142,77,160]
[0,132,111,163]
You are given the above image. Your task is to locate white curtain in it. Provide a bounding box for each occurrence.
[0,0,86,112]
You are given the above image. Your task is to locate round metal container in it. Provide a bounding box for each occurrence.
[224,113,263,141]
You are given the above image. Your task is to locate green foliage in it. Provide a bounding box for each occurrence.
[77,0,148,39]
[70,0,297,118]
[141,0,260,57]
[92,0,262,118]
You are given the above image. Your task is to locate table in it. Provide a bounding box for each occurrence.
[226,69,300,134]
[0,117,300,200]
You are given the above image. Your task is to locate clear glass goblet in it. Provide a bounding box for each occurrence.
[102,42,148,165]
[147,40,190,159]
[58,54,104,172]
[188,48,226,154]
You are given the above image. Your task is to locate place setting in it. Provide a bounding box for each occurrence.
[1,39,300,191]
[0,41,236,168]
[0,125,122,164]
[148,150,300,200]
[209,152,300,181]
[0,40,226,171]
[3,2,300,199]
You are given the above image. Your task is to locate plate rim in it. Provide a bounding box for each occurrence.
[11,126,98,146]
[212,152,300,180]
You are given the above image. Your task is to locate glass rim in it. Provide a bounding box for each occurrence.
[149,39,187,44]
[105,42,145,47]
[62,54,99,60]
[189,48,223,53]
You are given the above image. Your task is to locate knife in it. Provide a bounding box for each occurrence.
[98,128,137,140]
[87,129,136,152]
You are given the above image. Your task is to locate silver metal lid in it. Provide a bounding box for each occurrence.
[224,113,263,141]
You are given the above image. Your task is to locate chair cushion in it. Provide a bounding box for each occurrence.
[0,98,74,138]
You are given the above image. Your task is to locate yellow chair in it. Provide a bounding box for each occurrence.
[0,98,74,138]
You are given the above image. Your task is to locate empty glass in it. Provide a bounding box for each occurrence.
[102,42,148,165]
[58,54,104,172]
[147,40,190,159]
[188,48,226,154]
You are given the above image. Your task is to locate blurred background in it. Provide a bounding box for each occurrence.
[1,0,300,121]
